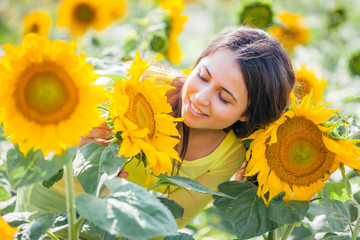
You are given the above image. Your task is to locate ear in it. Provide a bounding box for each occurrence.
[239,114,249,122]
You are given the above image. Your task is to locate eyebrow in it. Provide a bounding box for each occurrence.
[204,65,238,103]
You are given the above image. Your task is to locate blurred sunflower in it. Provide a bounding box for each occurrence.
[268,11,310,52]
[23,11,51,36]
[238,1,273,29]
[109,50,181,176]
[58,0,126,36]
[348,52,360,76]
[0,214,19,240]
[294,64,327,106]
[244,92,360,205]
[158,0,188,65]
[0,34,105,155]
[107,0,128,21]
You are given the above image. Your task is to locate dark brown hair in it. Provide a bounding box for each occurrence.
[168,26,295,164]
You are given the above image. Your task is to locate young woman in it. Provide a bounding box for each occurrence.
[80,26,295,228]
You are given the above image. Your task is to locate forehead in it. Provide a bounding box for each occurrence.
[199,49,246,92]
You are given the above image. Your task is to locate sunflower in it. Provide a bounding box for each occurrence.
[107,0,128,21]
[23,11,51,36]
[268,11,310,52]
[159,0,188,65]
[244,92,360,205]
[57,0,122,36]
[238,1,273,29]
[294,64,327,106]
[0,34,105,156]
[109,50,181,176]
[0,214,19,240]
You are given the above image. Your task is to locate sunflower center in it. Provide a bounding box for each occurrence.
[132,93,156,139]
[30,24,39,33]
[15,62,79,124]
[266,116,335,186]
[74,3,95,23]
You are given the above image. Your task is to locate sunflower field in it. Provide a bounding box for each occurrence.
[1,0,360,239]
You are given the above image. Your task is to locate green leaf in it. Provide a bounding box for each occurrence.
[18,213,56,240]
[75,178,178,239]
[158,175,234,198]
[42,169,63,188]
[2,212,33,228]
[319,232,349,240]
[164,233,195,240]
[214,181,257,210]
[74,142,126,197]
[6,146,76,189]
[213,181,278,240]
[268,192,309,224]
[320,186,350,232]
[353,190,360,205]
[319,183,351,202]
[158,198,184,219]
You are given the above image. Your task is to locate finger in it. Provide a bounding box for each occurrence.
[87,126,113,139]
[78,137,110,148]
[118,171,129,179]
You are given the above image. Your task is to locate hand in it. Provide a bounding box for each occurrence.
[78,122,113,148]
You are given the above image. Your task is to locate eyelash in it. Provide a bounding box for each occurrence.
[197,72,229,104]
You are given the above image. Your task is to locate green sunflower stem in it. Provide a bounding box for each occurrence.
[281,225,294,240]
[64,159,78,240]
[351,212,360,240]
[46,230,60,240]
[268,230,276,240]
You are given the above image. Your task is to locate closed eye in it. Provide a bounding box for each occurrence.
[218,92,229,104]
[197,72,208,82]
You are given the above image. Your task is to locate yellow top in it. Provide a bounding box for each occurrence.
[124,130,246,228]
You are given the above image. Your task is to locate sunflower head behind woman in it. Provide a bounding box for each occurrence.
[108,50,181,177]
[244,92,360,206]
[0,34,105,156]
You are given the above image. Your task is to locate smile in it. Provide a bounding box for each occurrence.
[189,101,208,116]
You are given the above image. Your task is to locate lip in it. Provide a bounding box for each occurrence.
[187,100,208,117]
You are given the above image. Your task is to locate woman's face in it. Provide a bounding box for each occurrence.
[181,49,249,130]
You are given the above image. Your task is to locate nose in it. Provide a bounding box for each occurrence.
[194,87,211,106]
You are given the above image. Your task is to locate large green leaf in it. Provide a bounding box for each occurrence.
[6,146,76,189]
[158,198,184,219]
[214,181,256,210]
[164,233,195,240]
[75,178,178,239]
[17,213,56,240]
[268,192,309,224]
[213,181,278,240]
[74,142,126,197]
[353,190,360,205]
[158,175,234,198]
[320,186,350,232]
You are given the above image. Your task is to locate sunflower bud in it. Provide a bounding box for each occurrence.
[148,30,168,54]
[238,1,273,29]
[124,31,139,54]
[349,52,360,76]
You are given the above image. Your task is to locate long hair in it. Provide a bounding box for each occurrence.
[168,26,295,174]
